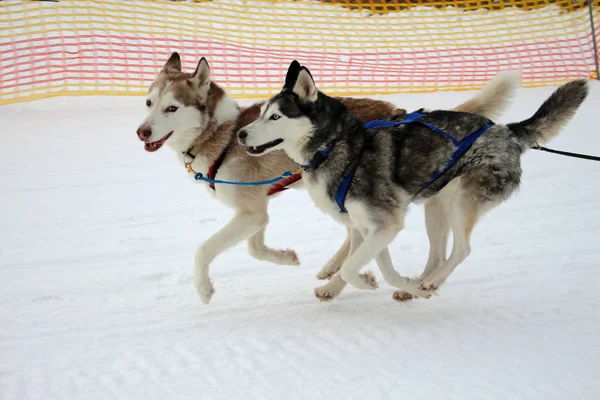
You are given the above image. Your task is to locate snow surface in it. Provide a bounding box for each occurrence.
[1,84,600,399]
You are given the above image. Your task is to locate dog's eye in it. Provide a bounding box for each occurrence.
[270,114,280,121]
[166,106,178,113]
[146,99,152,107]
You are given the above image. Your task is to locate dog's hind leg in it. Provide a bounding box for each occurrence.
[393,197,450,301]
[247,227,300,266]
[419,192,479,291]
[316,227,362,280]
[421,197,451,278]
[314,227,362,300]
[194,211,267,304]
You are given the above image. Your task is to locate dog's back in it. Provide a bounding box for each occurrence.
[352,80,588,207]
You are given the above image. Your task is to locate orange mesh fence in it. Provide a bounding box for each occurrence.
[0,0,599,106]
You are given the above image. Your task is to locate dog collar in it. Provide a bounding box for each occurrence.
[182,133,235,191]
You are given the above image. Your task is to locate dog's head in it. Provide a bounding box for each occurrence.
[237,61,340,163]
[136,53,238,153]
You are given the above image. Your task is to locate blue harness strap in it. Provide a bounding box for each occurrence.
[364,111,460,146]
[415,122,492,196]
[335,159,360,213]
[334,111,493,213]
[363,111,424,128]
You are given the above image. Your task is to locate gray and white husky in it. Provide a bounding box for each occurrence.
[238,61,588,301]
[136,53,518,303]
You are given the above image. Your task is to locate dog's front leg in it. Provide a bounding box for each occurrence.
[194,212,266,304]
[337,226,400,292]
[315,227,363,280]
[373,246,435,301]
[314,227,363,300]
[347,227,432,301]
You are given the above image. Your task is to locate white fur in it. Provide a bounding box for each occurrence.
[141,89,204,152]
[194,211,267,303]
[314,228,362,299]
[241,103,314,163]
[419,178,481,290]
[454,69,521,121]
[214,94,240,126]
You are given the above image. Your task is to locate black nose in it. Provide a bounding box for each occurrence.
[238,130,248,140]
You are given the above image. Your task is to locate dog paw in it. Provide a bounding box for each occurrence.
[392,286,435,301]
[358,271,379,290]
[392,291,415,302]
[419,276,441,293]
[316,269,336,280]
[314,287,334,302]
[401,278,435,299]
[196,280,215,304]
[314,277,345,301]
[415,288,436,299]
[280,249,300,266]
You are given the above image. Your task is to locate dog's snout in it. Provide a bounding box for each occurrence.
[238,130,248,141]
[137,126,152,141]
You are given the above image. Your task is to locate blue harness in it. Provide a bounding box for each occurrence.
[303,110,494,213]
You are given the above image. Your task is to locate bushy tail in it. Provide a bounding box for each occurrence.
[508,80,589,147]
[453,70,521,120]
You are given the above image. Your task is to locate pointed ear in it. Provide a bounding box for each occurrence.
[283,60,302,90]
[163,52,181,72]
[292,67,318,102]
[190,57,211,100]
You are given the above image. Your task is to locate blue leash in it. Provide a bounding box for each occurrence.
[193,170,297,186]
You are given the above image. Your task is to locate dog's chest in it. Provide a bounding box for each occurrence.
[178,154,238,208]
[306,175,347,223]
[305,173,387,229]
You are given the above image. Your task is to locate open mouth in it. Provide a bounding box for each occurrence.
[246,139,283,155]
[144,132,173,152]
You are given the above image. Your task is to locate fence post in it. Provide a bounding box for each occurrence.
[589,0,600,80]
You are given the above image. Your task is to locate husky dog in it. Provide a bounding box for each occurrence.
[137,53,518,303]
[238,61,588,301]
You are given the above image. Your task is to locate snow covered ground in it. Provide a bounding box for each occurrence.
[1,83,600,399]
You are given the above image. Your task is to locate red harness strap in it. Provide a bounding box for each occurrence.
[266,171,303,196]
[205,137,233,191]
[193,134,303,194]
